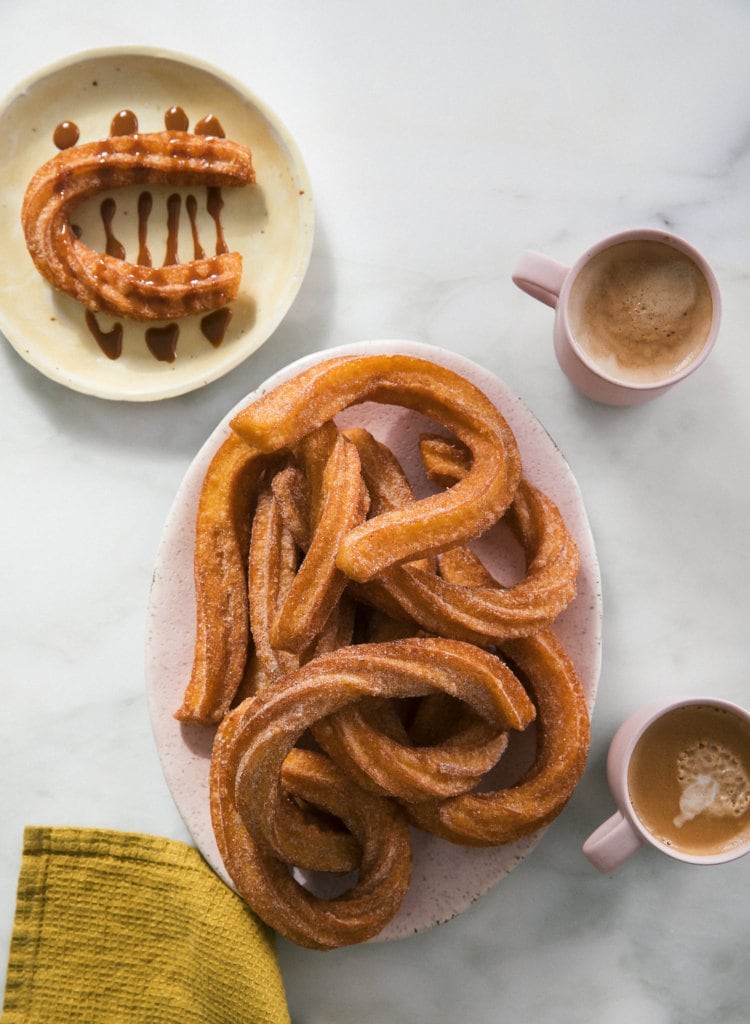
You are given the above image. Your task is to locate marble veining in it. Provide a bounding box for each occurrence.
[1,2,749,1022]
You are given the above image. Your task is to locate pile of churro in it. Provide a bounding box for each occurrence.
[175,353,590,949]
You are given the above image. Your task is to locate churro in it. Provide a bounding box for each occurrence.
[175,434,265,725]
[230,354,522,581]
[406,630,590,845]
[22,131,255,320]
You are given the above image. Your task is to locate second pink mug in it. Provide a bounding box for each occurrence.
[583,696,750,874]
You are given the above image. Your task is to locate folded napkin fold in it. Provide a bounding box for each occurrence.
[2,826,290,1024]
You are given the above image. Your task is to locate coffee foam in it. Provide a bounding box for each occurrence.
[674,741,750,827]
[569,240,713,385]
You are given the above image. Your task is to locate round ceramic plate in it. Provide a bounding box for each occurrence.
[0,48,313,401]
[145,340,602,940]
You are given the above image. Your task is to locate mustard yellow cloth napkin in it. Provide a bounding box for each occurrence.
[2,826,291,1024]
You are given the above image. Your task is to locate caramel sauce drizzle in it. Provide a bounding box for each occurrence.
[53,120,79,150]
[110,109,138,136]
[200,307,233,348]
[145,323,179,363]
[100,197,126,259]
[186,194,206,260]
[85,310,123,360]
[195,114,225,138]
[164,193,182,265]
[56,108,234,360]
[137,191,153,267]
[164,106,189,131]
[207,186,229,255]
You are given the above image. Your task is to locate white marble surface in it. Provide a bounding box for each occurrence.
[1,2,749,1022]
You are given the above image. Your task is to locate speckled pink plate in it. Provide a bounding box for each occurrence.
[145,340,602,940]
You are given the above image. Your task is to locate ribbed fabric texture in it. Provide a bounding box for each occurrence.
[2,826,290,1024]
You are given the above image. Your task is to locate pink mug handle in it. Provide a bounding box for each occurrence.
[512,252,569,309]
[582,811,644,874]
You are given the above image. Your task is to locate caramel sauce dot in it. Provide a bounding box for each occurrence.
[165,105,189,131]
[110,109,139,136]
[194,114,225,138]
[53,120,79,149]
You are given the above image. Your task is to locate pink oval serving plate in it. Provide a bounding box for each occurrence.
[145,339,602,940]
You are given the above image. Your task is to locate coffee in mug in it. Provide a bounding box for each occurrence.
[567,240,714,387]
[583,696,750,873]
[512,228,721,405]
[627,703,750,857]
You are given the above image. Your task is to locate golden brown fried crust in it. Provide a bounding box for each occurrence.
[210,638,535,948]
[406,630,590,845]
[22,131,255,320]
[230,354,523,580]
[270,464,311,550]
[272,749,364,875]
[269,430,369,655]
[355,433,579,643]
[174,434,265,725]
[311,696,514,803]
[211,717,411,950]
[247,481,300,687]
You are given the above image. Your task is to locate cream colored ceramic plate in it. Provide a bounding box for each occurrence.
[145,341,603,940]
[0,48,313,400]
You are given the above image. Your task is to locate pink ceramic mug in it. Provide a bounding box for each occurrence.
[583,696,750,874]
[512,229,721,406]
